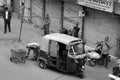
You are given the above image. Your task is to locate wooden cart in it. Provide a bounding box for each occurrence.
[10,49,26,63]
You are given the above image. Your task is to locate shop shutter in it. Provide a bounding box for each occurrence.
[13,0,20,13]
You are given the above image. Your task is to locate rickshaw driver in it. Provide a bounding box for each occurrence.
[26,42,40,61]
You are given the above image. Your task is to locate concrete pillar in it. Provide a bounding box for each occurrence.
[29,0,32,23]
[43,0,46,19]
[61,1,64,32]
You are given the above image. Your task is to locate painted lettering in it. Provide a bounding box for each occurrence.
[87,0,112,7]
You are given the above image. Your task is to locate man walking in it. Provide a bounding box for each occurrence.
[3,7,12,34]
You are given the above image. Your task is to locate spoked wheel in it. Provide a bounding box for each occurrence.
[39,60,47,69]
[89,59,96,66]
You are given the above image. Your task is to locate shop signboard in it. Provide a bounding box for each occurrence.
[78,0,114,13]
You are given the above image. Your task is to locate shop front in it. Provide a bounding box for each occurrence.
[63,1,84,38]
[11,0,120,57]
[30,0,84,35]
[78,0,120,57]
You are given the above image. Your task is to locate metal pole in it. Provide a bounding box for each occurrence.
[29,0,32,23]
[18,17,23,42]
[18,3,25,42]
[81,16,84,39]
[81,7,85,53]
[43,0,46,19]
[60,0,64,33]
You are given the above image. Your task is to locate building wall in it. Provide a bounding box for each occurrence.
[46,0,84,34]
[64,2,83,37]
[114,1,120,15]
[46,0,61,32]
[24,0,30,20]
[31,0,83,33]
[12,0,120,56]
[6,0,11,7]
[13,0,20,13]
[0,0,11,7]
[32,0,43,27]
[0,0,5,6]
[84,7,120,56]
[30,0,61,31]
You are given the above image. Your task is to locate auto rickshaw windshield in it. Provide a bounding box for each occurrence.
[69,43,83,55]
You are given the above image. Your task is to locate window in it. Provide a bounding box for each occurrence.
[50,40,58,57]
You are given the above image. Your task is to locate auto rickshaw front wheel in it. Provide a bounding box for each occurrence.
[78,71,84,79]
[75,70,84,79]
[39,60,47,69]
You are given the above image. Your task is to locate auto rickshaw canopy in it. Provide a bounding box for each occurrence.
[40,33,83,52]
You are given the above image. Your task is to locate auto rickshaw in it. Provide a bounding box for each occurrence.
[37,33,87,78]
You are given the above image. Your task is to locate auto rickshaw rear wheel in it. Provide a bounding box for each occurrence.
[39,60,46,69]
[79,71,84,79]
[75,69,84,79]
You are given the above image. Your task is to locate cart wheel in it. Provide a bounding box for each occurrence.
[10,57,13,62]
[39,60,46,69]
[89,59,96,66]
